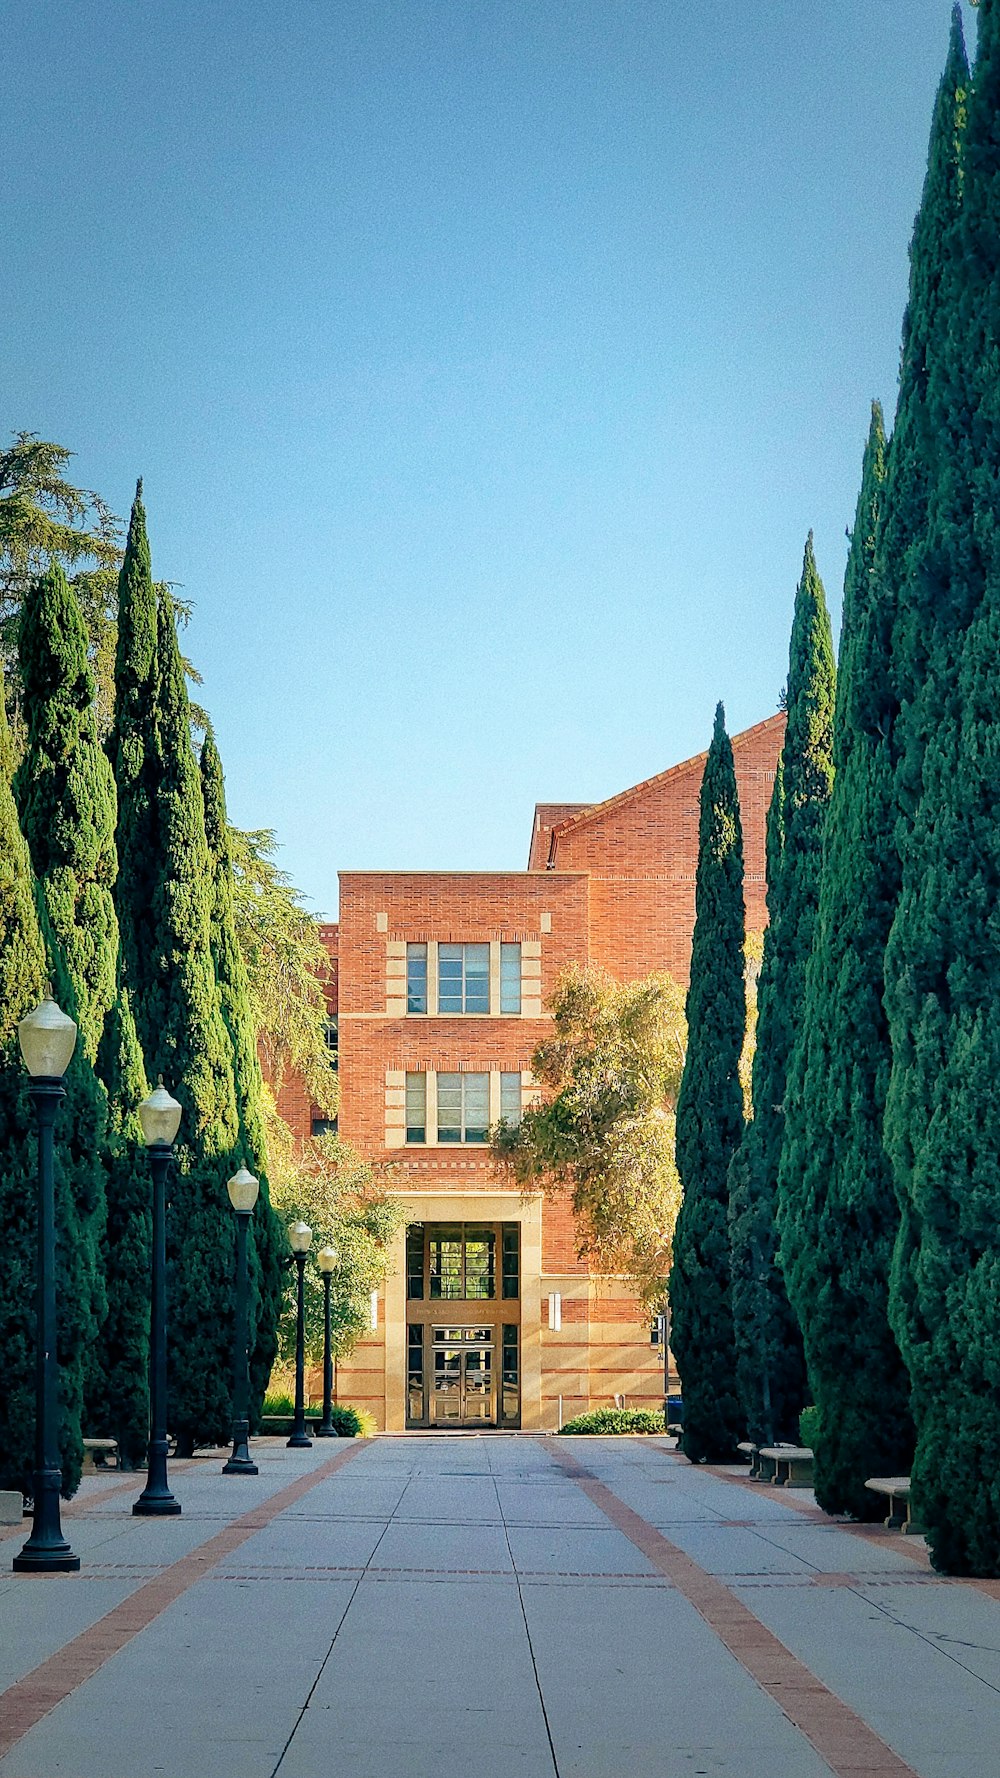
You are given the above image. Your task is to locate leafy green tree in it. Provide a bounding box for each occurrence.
[200,729,287,1420]
[670,705,746,1462]
[884,0,1000,1575]
[228,823,338,1138]
[493,965,686,1309]
[732,539,834,1445]
[779,409,914,1515]
[0,433,122,738]
[270,1134,402,1365]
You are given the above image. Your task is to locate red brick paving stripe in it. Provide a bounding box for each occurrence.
[543,1438,922,1778]
[0,1443,363,1761]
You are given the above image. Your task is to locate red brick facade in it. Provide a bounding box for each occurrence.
[283,713,784,1429]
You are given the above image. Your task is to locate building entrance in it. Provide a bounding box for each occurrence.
[405,1221,521,1428]
[431,1327,493,1425]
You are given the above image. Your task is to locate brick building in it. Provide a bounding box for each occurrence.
[284,713,783,1430]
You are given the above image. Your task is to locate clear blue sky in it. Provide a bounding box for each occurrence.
[2,1,973,918]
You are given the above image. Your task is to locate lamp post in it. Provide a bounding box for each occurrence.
[133,1080,182,1517]
[315,1245,339,1437]
[223,1168,260,1475]
[13,994,80,1575]
[287,1221,313,1449]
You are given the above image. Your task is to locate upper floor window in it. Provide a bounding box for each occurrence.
[437,1072,489,1143]
[324,1017,339,1071]
[407,943,428,1014]
[500,943,521,1014]
[438,943,489,1014]
[500,1072,522,1126]
[405,1071,427,1144]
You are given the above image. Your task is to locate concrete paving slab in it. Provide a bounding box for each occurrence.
[495,1480,610,1528]
[730,1576,1000,1778]
[373,1518,512,1572]
[523,1578,835,1778]
[220,1515,385,1571]
[0,1579,141,1691]
[390,1476,502,1523]
[505,1522,658,1577]
[657,1519,818,1576]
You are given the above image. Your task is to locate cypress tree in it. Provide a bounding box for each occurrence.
[111,485,241,1453]
[0,665,92,1496]
[200,728,286,1420]
[670,705,746,1462]
[778,409,914,1516]
[731,538,834,1445]
[884,0,1000,1574]
[12,565,111,1488]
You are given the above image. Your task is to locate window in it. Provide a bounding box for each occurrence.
[406,1225,425,1299]
[406,943,427,1014]
[407,1324,424,1422]
[500,943,522,1014]
[311,1116,338,1138]
[501,1223,519,1300]
[437,1072,489,1143]
[502,1324,519,1423]
[324,1017,339,1070]
[499,1072,522,1126]
[405,1072,426,1144]
[427,1225,496,1300]
[438,943,489,1014]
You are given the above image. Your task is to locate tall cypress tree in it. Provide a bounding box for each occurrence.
[111,486,241,1453]
[778,409,913,1516]
[731,538,834,1445]
[884,0,1000,1574]
[12,565,110,1486]
[200,728,285,1420]
[670,705,746,1461]
[0,664,94,1496]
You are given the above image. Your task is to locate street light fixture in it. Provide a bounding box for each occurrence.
[287,1221,313,1449]
[133,1080,182,1517]
[315,1245,339,1437]
[13,994,80,1575]
[223,1167,260,1476]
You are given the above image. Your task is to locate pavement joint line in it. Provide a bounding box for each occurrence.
[0,1441,364,1763]
[542,1437,923,1778]
[0,1457,204,1543]
[491,1440,561,1775]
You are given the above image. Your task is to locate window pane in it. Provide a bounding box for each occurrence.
[406,1226,424,1300]
[463,1073,489,1142]
[465,1228,496,1300]
[437,1073,461,1142]
[500,1073,521,1126]
[429,1231,463,1300]
[465,944,489,1013]
[406,1072,426,1143]
[500,943,521,1014]
[406,943,427,1014]
[502,1223,519,1300]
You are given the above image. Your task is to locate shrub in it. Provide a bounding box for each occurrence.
[327,1404,377,1438]
[798,1404,821,1449]
[262,1390,294,1417]
[558,1408,665,1436]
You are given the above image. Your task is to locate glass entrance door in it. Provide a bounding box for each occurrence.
[431,1327,494,1426]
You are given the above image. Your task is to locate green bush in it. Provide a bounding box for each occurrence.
[558,1408,665,1436]
[328,1404,376,1438]
[798,1404,821,1449]
[262,1390,295,1417]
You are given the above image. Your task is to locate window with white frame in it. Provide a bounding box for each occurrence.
[500,1071,522,1125]
[500,943,522,1014]
[438,943,489,1014]
[406,943,428,1014]
[437,1072,489,1143]
[405,1072,427,1144]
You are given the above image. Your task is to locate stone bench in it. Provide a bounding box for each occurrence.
[865,1476,921,1534]
[83,1438,120,1472]
[0,1490,23,1525]
[759,1445,814,1488]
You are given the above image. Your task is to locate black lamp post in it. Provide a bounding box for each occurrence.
[133,1081,182,1517]
[315,1245,339,1437]
[287,1221,313,1449]
[13,994,81,1576]
[223,1167,259,1475]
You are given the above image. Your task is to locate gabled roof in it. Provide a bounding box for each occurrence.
[543,712,784,867]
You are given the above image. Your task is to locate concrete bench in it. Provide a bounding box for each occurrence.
[83,1438,120,1472]
[866,1476,921,1533]
[759,1445,814,1488]
[0,1490,23,1524]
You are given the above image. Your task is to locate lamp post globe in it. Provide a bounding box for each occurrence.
[287,1222,313,1448]
[316,1246,339,1437]
[13,995,80,1575]
[223,1168,260,1475]
[133,1079,182,1517]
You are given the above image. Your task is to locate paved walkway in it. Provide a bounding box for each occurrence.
[2,1436,1000,1777]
